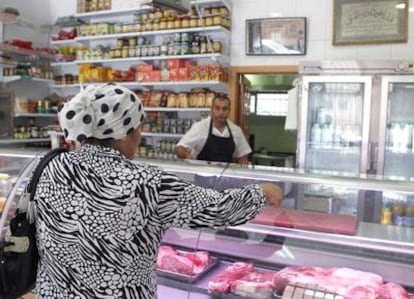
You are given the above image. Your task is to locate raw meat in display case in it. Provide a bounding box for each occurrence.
[230,271,279,299]
[207,262,412,299]
[251,207,357,235]
[156,245,218,281]
[208,262,254,293]
[377,282,410,299]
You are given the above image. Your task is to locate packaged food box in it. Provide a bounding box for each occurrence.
[169,68,179,81]
[178,67,188,81]
[188,65,199,81]
[198,65,209,81]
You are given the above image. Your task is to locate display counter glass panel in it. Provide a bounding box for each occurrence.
[0,150,413,299]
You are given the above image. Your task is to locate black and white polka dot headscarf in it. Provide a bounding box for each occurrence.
[58,83,145,143]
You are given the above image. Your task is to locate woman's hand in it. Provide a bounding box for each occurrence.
[260,183,283,207]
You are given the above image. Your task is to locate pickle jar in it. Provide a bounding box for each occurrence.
[182,17,190,28]
[190,17,198,27]
[197,18,205,27]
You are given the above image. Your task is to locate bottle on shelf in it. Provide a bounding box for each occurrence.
[310,123,321,149]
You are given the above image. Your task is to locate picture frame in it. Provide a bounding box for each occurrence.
[245,17,306,56]
[333,0,408,45]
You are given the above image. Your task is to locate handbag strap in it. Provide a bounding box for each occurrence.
[27,148,69,202]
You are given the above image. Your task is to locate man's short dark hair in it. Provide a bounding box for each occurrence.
[212,93,231,106]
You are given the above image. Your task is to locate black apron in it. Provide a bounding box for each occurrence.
[197,120,236,163]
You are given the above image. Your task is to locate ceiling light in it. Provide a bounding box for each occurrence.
[270,12,281,17]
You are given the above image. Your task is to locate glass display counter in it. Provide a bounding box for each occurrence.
[1,148,413,299]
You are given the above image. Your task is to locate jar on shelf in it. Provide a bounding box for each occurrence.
[205,16,213,26]
[128,47,136,57]
[122,46,129,58]
[160,42,168,56]
[141,45,149,57]
[190,17,198,27]
[159,19,167,30]
[174,18,182,29]
[212,40,222,53]
[180,42,190,55]
[114,48,122,58]
[114,23,123,33]
[153,21,160,31]
[213,15,222,26]
[182,17,190,28]
[128,37,137,47]
[167,20,175,30]
[134,23,142,32]
[197,18,205,27]
[200,36,207,54]
[151,45,160,56]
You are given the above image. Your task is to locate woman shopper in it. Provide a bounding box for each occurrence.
[34,83,282,298]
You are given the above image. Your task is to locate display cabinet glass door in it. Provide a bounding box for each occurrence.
[299,76,372,175]
[379,76,414,179]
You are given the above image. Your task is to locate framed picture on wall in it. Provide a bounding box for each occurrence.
[245,17,306,55]
[333,0,408,45]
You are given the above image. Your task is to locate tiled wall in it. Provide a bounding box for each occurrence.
[230,0,414,66]
[43,0,414,66]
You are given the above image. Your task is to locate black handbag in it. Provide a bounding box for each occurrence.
[0,148,68,299]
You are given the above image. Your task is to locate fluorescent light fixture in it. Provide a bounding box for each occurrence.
[396,3,406,9]
[270,12,281,17]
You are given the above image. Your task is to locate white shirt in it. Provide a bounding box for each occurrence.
[177,116,252,159]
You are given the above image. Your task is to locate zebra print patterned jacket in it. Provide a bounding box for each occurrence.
[33,143,266,298]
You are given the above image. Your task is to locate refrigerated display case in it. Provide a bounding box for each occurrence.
[1,148,413,298]
[378,75,414,179]
[299,60,414,181]
[298,75,372,175]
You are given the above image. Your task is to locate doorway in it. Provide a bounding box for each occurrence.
[230,66,299,167]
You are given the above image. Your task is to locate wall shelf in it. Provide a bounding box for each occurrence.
[144,107,210,112]
[142,132,184,138]
[14,113,57,118]
[59,53,227,66]
[1,76,54,84]
[75,26,230,42]
[0,138,50,145]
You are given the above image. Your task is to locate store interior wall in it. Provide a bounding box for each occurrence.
[245,74,297,155]
[43,0,414,65]
[230,0,414,66]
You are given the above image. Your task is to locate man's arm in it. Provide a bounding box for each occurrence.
[236,154,249,165]
[175,145,194,160]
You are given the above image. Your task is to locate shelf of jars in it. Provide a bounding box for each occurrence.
[141,80,227,89]
[51,53,227,67]
[73,0,231,20]
[50,81,144,89]
[1,75,54,84]
[74,25,230,43]
[0,43,55,60]
[51,80,227,90]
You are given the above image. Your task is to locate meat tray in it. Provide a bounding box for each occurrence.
[156,256,220,283]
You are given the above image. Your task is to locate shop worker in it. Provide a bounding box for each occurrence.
[175,94,252,164]
[33,83,283,299]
